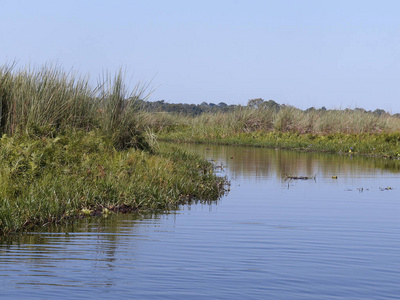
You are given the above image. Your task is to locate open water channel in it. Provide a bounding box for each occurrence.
[1,144,400,299]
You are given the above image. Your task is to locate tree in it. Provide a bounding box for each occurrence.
[264,100,280,111]
[305,107,316,113]
[373,109,386,116]
[247,98,264,109]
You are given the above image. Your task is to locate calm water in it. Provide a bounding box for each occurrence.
[1,144,400,299]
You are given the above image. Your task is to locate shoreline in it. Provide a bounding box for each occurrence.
[158,130,400,159]
[0,131,228,235]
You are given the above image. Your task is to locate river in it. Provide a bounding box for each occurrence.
[1,144,400,299]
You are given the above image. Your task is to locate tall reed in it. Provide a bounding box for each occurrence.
[0,63,96,135]
[0,63,151,150]
[97,69,151,149]
[154,105,400,136]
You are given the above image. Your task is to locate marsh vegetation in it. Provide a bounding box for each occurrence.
[1,62,399,234]
[0,63,226,234]
[147,100,400,158]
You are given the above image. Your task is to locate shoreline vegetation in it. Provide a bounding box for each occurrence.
[0,64,227,235]
[141,99,400,158]
[2,62,400,234]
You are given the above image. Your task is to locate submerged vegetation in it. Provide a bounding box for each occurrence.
[0,63,226,235]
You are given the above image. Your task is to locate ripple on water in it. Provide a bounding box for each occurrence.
[1,144,400,299]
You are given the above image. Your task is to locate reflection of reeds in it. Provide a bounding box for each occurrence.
[181,143,400,181]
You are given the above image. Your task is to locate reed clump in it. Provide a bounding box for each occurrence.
[0,63,95,134]
[0,63,151,150]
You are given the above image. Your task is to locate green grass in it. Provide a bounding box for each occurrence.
[0,63,227,235]
[0,63,151,150]
[164,130,400,157]
[153,107,400,158]
[0,130,227,235]
[2,61,399,234]
[149,105,400,134]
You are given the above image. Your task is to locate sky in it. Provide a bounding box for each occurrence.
[1,0,399,112]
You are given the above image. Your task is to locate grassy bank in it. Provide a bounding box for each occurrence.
[0,130,226,235]
[159,129,400,157]
[0,63,227,235]
[151,106,400,158]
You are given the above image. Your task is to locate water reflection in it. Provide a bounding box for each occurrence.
[182,143,400,181]
[0,213,169,293]
[1,144,400,299]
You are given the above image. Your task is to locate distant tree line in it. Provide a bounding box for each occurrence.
[133,98,399,118]
[133,99,235,115]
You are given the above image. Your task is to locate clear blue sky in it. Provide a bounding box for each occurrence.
[1,0,399,112]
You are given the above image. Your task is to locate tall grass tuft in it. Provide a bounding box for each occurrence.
[0,63,151,150]
[0,63,96,135]
[97,69,151,150]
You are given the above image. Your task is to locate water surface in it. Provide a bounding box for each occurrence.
[1,145,400,299]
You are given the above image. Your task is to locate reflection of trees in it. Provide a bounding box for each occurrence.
[181,144,400,181]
